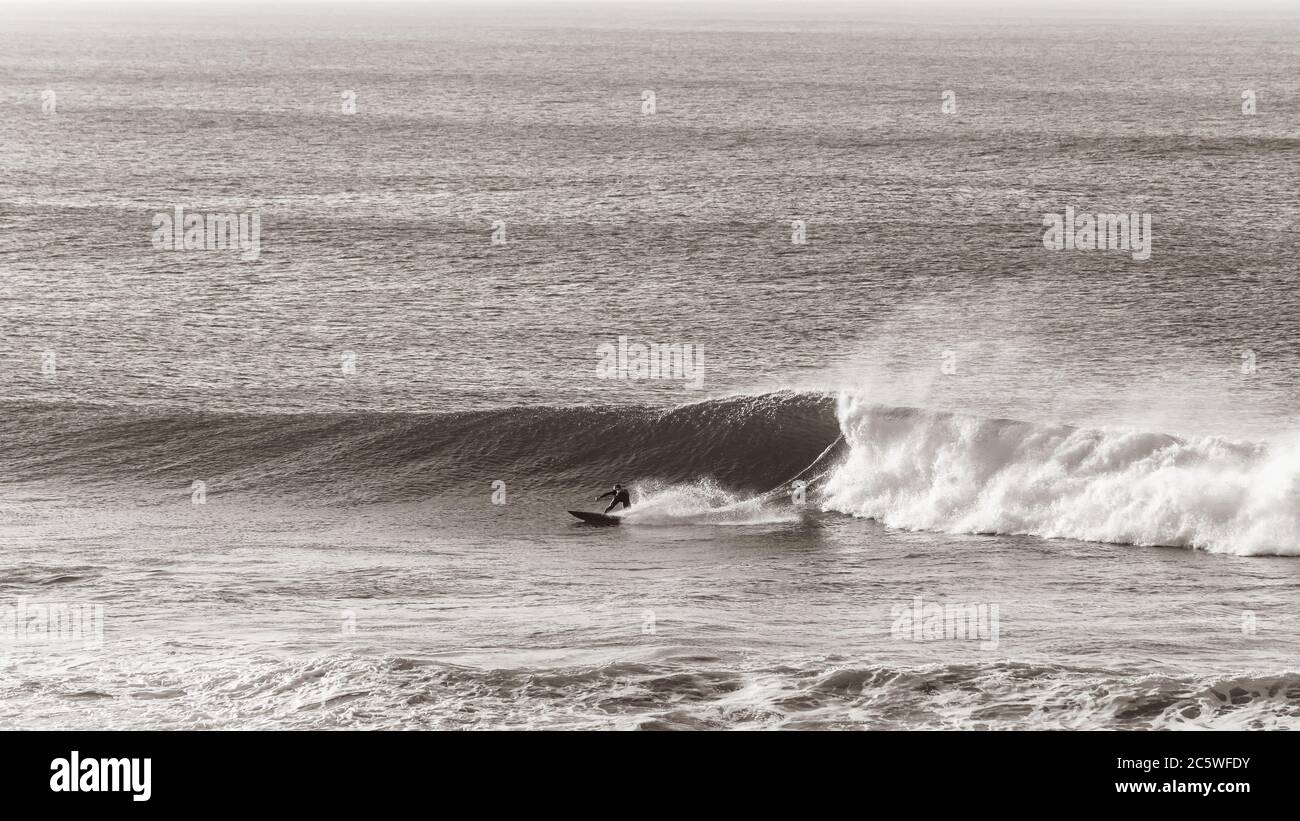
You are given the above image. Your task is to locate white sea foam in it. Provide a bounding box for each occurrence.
[822,393,1300,555]
[620,478,801,526]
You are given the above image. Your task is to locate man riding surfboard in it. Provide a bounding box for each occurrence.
[596,483,631,514]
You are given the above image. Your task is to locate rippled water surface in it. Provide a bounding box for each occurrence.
[2,3,1300,728]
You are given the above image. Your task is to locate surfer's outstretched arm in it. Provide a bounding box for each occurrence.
[595,490,615,501]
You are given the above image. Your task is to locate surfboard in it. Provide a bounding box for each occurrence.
[568,510,621,525]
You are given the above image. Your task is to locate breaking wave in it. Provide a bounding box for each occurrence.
[822,394,1300,555]
[2,389,1298,554]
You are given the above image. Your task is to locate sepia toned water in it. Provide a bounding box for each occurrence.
[2,2,1300,729]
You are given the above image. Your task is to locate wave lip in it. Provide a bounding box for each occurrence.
[821,394,1300,556]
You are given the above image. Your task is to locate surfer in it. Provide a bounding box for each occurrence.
[596,483,631,514]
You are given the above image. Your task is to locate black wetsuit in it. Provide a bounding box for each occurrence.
[597,487,631,513]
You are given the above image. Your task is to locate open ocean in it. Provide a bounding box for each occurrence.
[3,1,1300,729]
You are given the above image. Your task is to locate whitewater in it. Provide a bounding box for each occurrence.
[822,394,1300,556]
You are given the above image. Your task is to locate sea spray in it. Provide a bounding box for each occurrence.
[821,393,1300,555]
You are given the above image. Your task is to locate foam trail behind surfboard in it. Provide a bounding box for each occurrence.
[620,434,847,525]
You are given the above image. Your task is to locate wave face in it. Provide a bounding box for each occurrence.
[822,394,1300,555]
[0,393,841,502]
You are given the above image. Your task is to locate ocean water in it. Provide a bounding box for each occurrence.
[2,2,1300,729]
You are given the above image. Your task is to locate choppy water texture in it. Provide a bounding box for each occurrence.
[2,3,1300,729]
